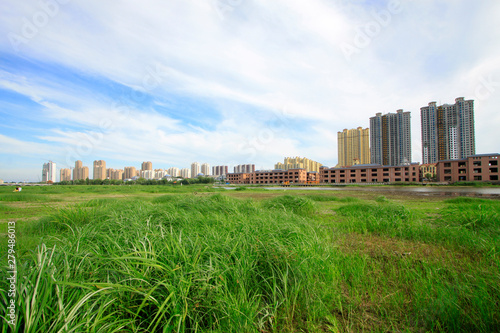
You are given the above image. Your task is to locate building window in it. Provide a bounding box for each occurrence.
[444,163,451,167]
[490,175,499,181]
[473,161,481,166]
[490,168,498,173]
[474,176,482,181]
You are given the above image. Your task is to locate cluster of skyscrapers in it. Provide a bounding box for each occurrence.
[42,97,478,183]
[337,97,475,167]
[44,158,259,183]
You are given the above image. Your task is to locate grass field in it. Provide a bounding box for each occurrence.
[1,185,499,332]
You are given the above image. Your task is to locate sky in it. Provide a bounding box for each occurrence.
[1,0,499,182]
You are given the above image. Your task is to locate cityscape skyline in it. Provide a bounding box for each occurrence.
[1,1,499,182]
[3,95,494,183]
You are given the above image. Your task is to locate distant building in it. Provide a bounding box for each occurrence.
[93,160,106,180]
[42,161,57,182]
[141,161,153,171]
[337,127,370,167]
[60,168,72,181]
[212,165,228,176]
[234,164,255,173]
[370,110,411,166]
[124,167,138,180]
[436,154,499,183]
[167,167,180,177]
[154,169,167,179]
[421,97,475,164]
[226,173,252,184]
[73,160,89,180]
[321,163,420,184]
[180,168,191,179]
[226,168,308,184]
[201,163,211,176]
[107,168,124,180]
[191,162,200,178]
[420,164,437,180]
[140,170,154,179]
[275,157,322,172]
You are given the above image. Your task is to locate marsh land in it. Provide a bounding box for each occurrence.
[1,185,499,332]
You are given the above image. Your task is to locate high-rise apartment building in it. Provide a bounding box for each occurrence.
[234,164,255,173]
[107,169,124,180]
[337,127,370,167]
[191,162,200,178]
[370,110,411,166]
[421,97,475,164]
[275,157,322,172]
[73,160,89,180]
[93,160,106,180]
[201,163,210,176]
[42,161,57,182]
[212,165,229,176]
[167,167,180,177]
[140,170,154,179]
[154,169,167,179]
[180,168,191,179]
[141,161,152,171]
[60,168,72,181]
[124,167,137,179]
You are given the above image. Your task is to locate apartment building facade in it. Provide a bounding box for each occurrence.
[370,110,412,166]
[275,157,322,172]
[60,168,71,181]
[201,163,211,176]
[93,160,106,180]
[250,169,308,184]
[73,160,89,180]
[320,163,420,184]
[212,165,229,177]
[436,154,499,183]
[421,97,475,164]
[234,164,255,173]
[42,161,57,182]
[337,127,370,167]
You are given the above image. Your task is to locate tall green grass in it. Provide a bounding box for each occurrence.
[1,194,499,332]
[0,195,332,332]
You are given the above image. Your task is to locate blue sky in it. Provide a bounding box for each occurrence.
[1,0,500,182]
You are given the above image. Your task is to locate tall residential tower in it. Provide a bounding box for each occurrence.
[337,127,370,167]
[421,97,475,164]
[93,160,106,180]
[370,110,411,166]
[42,161,57,182]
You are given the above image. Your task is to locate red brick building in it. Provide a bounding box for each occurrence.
[436,154,499,183]
[226,173,252,184]
[320,164,420,184]
[250,169,307,184]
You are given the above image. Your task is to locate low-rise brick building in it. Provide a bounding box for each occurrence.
[226,173,252,184]
[320,163,420,184]
[250,169,308,184]
[436,154,499,183]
